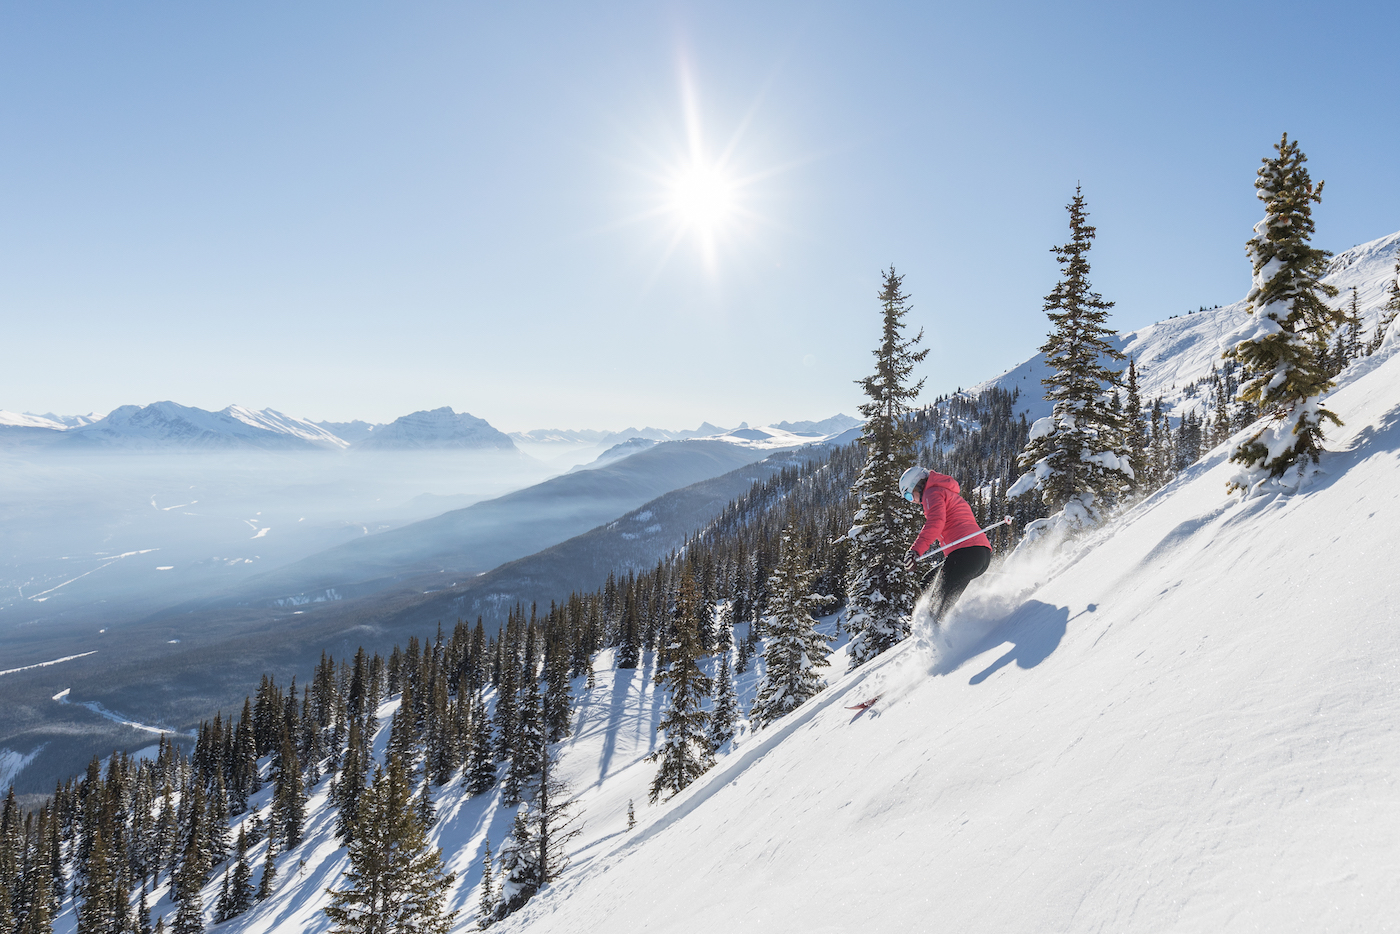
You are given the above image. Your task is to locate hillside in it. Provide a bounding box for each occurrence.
[481,318,1400,933]
[65,269,1394,934]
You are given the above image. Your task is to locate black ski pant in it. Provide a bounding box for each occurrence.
[928,545,992,624]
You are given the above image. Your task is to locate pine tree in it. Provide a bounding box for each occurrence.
[323,758,456,934]
[1009,187,1133,537]
[1223,133,1345,490]
[76,828,121,934]
[491,811,539,921]
[532,736,581,891]
[845,267,927,668]
[464,690,498,797]
[223,829,253,921]
[256,844,276,902]
[270,726,305,851]
[708,650,739,750]
[749,529,836,728]
[476,840,495,931]
[648,568,715,802]
[1123,358,1149,489]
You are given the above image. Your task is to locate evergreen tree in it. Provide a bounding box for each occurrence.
[1009,187,1133,536]
[531,737,581,891]
[1123,358,1149,489]
[464,690,498,797]
[491,811,539,922]
[324,759,456,934]
[648,568,714,802]
[270,727,305,850]
[255,844,276,902]
[708,650,739,750]
[476,840,495,931]
[223,829,253,921]
[845,267,927,667]
[749,529,836,729]
[1223,133,1345,489]
[335,717,369,845]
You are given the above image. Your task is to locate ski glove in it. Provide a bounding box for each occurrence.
[903,549,918,572]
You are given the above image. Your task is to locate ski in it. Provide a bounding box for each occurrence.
[845,695,882,711]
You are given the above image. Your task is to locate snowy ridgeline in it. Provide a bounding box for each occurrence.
[42,619,847,934]
[974,229,1400,425]
[473,311,1400,928]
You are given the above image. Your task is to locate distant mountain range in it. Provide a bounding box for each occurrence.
[0,404,863,457]
[0,403,521,453]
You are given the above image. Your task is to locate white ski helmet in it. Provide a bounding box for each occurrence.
[899,466,930,502]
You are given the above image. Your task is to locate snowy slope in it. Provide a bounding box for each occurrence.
[481,339,1400,933]
[0,410,66,430]
[975,229,1400,424]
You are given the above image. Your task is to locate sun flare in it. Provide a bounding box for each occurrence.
[667,162,737,235]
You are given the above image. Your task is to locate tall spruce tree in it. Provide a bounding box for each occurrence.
[749,528,836,729]
[1223,133,1344,490]
[845,267,927,668]
[323,758,456,934]
[1009,187,1133,536]
[648,568,714,802]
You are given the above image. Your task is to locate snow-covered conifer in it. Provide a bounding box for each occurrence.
[845,267,927,668]
[709,650,739,750]
[648,568,715,802]
[491,811,539,921]
[750,529,836,729]
[324,758,455,934]
[1009,187,1132,537]
[1123,358,1149,489]
[476,840,495,931]
[1223,134,1345,491]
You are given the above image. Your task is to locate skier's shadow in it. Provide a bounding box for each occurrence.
[957,600,1079,685]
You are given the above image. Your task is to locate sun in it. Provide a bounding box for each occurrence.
[667,161,737,237]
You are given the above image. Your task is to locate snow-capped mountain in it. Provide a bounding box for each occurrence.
[58,401,347,450]
[0,410,67,430]
[350,406,518,451]
[31,411,104,428]
[769,413,861,435]
[974,230,1400,424]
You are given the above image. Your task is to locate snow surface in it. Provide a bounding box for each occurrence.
[485,335,1400,933]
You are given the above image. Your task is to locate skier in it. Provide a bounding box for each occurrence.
[899,466,992,624]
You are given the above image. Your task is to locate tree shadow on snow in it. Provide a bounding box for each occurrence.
[933,600,1080,685]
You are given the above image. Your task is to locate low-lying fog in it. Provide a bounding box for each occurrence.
[0,448,554,642]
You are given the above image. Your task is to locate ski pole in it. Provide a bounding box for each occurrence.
[917,515,1014,570]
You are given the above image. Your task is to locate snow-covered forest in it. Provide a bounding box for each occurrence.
[4,140,1400,933]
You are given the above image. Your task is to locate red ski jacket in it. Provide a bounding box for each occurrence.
[911,471,990,558]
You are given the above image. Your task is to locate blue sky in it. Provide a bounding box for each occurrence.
[1,1,1397,431]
